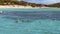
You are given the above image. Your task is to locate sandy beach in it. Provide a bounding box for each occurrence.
[0,5,33,8]
[0,5,50,8]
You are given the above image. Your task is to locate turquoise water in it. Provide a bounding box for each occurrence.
[0,8,60,34]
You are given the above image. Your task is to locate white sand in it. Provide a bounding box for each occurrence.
[0,5,33,8]
[0,5,49,8]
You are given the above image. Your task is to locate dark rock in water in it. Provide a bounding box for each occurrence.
[15,20,18,23]
[21,19,33,22]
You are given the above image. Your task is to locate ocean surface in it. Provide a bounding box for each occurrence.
[0,8,60,34]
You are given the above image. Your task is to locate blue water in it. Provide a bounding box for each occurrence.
[0,8,60,34]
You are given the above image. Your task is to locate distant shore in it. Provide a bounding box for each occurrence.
[0,5,50,8]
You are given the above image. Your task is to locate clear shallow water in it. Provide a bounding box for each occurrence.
[0,8,60,34]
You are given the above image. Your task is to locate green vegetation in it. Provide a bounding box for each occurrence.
[46,3,60,8]
[0,0,59,8]
[0,0,44,7]
[0,0,17,5]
